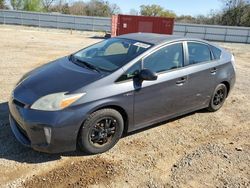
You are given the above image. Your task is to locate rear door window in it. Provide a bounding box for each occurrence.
[187,42,212,65]
[210,45,222,60]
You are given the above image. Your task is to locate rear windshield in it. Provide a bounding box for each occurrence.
[73,38,152,72]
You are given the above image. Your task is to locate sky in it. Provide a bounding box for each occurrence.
[105,0,223,16]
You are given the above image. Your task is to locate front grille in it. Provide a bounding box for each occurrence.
[13,99,26,108]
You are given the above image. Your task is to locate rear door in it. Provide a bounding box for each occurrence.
[182,41,218,109]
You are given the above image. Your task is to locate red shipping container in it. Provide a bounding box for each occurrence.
[111,14,174,37]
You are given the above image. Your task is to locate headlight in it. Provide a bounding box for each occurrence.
[30,92,85,111]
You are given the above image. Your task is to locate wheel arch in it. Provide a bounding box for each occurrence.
[93,105,129,134]
[76,104,130,151]
[221,81,230,97]
[79,103,130,135]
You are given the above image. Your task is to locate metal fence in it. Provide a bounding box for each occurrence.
[0,9,250,43]
[0,9,111,32]
[174,23,250,44]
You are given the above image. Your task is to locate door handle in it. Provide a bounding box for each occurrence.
[211,67,217,74]
[176,76,187,86]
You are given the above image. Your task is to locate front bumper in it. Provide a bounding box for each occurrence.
[8,98,87,153]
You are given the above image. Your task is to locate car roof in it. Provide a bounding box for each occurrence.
[116,33,207,46]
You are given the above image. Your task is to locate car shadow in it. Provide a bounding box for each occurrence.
[89,33,111,40]
[89,36,106,39]
[0,101,208,164]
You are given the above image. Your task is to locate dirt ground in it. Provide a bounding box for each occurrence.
[0,25,249,188]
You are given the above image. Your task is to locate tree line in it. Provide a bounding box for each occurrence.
[0,0,120,16]
[176,0,250,27]
[0,0,249,27]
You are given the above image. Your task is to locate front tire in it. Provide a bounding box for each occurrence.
[207,83,228,112]
[78,108,124,154]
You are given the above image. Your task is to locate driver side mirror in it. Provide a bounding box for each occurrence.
[138,69,158,81]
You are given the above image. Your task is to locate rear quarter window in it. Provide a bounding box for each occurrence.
[210,45,222,60]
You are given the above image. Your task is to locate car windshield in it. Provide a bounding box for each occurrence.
[71,38,152,72]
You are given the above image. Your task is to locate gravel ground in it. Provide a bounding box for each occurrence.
[0,25,249,188]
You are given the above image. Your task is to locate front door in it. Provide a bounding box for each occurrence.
[133,42,191,128]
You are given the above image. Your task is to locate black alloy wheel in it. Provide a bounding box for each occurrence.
[78,109,124,154]
[89,117,117,147]
[207,83,228,112]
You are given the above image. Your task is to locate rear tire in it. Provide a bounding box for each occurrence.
[78,108,124,154]
[207,83,228,112]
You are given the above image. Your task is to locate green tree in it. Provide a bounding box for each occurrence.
[109,3,120,15]
[220,0,250,26]
[140,4,176,18]
[10,0,23,10]
[48,0,64,13]
[46,0,120,16]
[140,4,163,16]
[86,0,109,16]
[42,0,56,12]
[69,1,86,15]
[85,0,120,17]
[0,0,5,8]
[175,0,250,26]
[176,15,196,23]
[23,0,42,11]
[159,10,176,18]
[0,0,5,9]
[240,5,250,26]
[61,2,69,14]
[221,0,247,9]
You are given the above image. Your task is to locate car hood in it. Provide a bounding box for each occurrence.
[13,57,104,105]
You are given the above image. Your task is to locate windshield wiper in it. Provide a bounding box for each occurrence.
[70,55,101,73]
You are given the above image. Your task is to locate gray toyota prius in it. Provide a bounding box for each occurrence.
[9,33,236,154]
